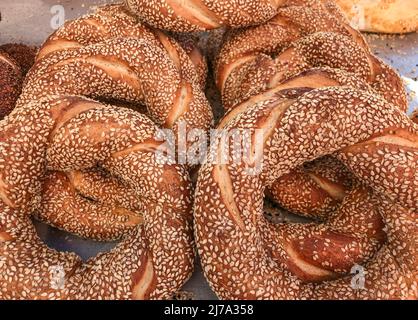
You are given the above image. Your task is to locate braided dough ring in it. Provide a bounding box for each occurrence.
[216,1,406,111]
[215,0,407,218]
[194,87,417,299]
[0,96,194,299]
[14,4,213,241]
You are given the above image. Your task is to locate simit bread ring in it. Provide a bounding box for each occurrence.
[0,96,194,299]
[215,0,406,111]
[215,0,408,218]
[194,87,417,299]
[14,4,213,241]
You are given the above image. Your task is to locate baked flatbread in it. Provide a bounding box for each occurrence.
[334,0,418,33]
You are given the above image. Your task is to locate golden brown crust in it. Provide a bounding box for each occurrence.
[194,87,418,299]
[0,51,22,120]
[9,4,213,244]
[171,32,209,89]
[267,157,354,220]
[36,170,143,241]
[195,1,416,298]
[214,0,408,221]
[124,0,288,32]
[333,0,418,33]
[33,4,212,127]
[216,1,406,111]
[0,44,36,120]
[0,96,194,300]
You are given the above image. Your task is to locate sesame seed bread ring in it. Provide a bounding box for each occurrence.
[12,4,213,241]
[23,37,209,239]
[0,96,194,299]
[216,1,407,111]
[124,0,288,32]
[215,0,408,219]
[23,37,212,134]
[0,4,213,298]
[333,0,418,33]
[194,87,418,299]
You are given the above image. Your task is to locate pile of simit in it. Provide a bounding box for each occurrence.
[0,0,416,300]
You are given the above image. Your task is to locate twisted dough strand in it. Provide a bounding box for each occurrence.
[23,4,213,132]
[36,169,143,241]
[21,36,196,240]
[37,4,207,90]
[216,2,406,111]
[124,0,288,32]
[0,44,37,120]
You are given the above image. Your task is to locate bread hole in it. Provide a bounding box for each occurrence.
[263,197,314,225]
[33,218,119,261]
